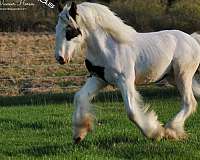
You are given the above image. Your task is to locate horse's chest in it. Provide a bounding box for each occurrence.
[85,59,106,82]
[85,59,118,84]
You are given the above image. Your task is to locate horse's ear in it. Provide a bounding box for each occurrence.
[69,2,78,21]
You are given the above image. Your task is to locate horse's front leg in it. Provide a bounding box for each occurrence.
[73,77,106,144]
[117,76,165,140]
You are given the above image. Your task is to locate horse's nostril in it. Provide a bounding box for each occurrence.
[58,56,64,62]
[58,56,66,65]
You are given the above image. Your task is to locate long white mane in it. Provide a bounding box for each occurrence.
[64,2,136,43]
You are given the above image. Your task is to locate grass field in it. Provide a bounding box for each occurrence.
[0,87,200,160]
[1,32,200,159]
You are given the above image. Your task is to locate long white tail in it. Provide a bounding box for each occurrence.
[193,78,200,96]
[191,32,200,96]
[191,32,200,44]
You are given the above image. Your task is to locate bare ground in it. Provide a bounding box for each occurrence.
[0,32,87,96]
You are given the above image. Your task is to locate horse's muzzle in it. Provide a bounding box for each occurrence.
[57,56,66,65]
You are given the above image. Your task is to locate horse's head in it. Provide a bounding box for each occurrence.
[55,2,83,65]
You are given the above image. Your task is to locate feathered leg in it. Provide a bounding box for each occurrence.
[165,62,198,140]
[117,76,165,140]
[73,77,106,143]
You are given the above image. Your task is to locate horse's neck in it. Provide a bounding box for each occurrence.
[85,28,116,65]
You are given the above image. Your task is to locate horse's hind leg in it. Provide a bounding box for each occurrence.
[117,76,165,140]
[165,62,198,140]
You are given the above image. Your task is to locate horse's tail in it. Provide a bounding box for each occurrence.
[191,33,200,96]
[193,79,200,97]
[191,32,200,44]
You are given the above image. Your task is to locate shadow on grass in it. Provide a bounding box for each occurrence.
[0,142,90,157]
[0,118,44,130]
[0,86,179,107]
[1,135,198,159]
[0,144,68,157]
[94,135,198,159]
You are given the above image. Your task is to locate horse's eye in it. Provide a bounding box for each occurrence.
[66,31,73,41]
[66,26,73,40]
[66,26,72,31]
[65,26,81,41]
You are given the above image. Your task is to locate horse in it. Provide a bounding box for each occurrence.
[192,32,200,45]
[55,2,200,143]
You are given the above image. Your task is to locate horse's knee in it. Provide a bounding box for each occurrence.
[74,92,81,105]
[74,91,87,105]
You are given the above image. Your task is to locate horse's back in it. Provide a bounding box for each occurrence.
[134,30,200,84]
[137,30,200,56]
[169,30,200,61]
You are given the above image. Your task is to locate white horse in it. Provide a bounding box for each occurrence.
[192,32,200,45]
[55,2,200,143]
[191,33,200,96]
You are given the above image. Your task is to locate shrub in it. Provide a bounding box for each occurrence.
[169,0,200,33]
[110,0,166,32]
[0,0,200,33]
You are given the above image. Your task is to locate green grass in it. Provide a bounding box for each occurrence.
[0,87,200,160]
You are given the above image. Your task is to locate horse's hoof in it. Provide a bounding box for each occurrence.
[154,126,165,141]
[149,126,165,141]
[164,128,188,140]
[74,137,82,144]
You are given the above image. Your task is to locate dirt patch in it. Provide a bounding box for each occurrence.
[0,32,87,96]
